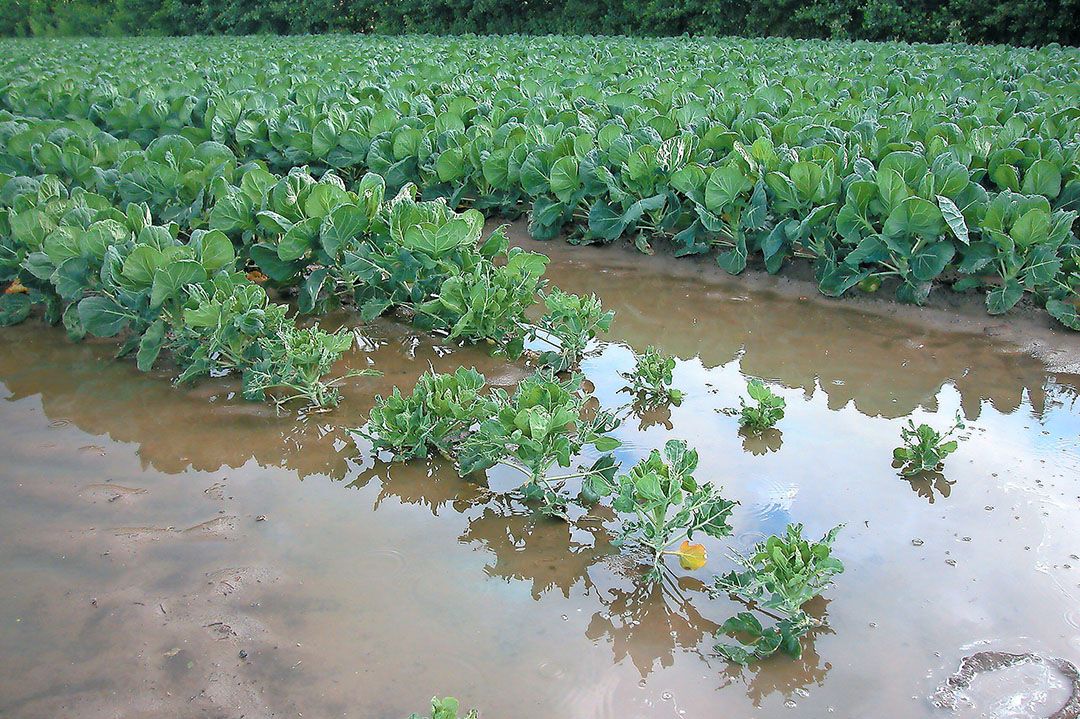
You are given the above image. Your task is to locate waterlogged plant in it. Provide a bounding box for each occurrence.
[893,413,965,476]
[531,287,614,371]
[407,697,477,719]
[172,278,368,409]
[621,345,684,408]
[244,324,371,410]
[738,379,786,431]
[715,609,820,666]
[332,181,549,357]
[584,440,735,579]
[715,524,844,664]
[456,369,621,517]
[415,247,548,355]
[0,179,360,410]
[361,367,495,460]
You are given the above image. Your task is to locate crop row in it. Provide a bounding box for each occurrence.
[1,35,1078,325]
[0,150,616,406]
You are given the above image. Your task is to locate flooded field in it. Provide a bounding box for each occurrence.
[1,233,1079,719]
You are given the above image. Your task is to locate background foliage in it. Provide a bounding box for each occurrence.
[2,0,1078,46]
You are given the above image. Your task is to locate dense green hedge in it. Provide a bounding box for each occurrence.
[2,0,1078,45]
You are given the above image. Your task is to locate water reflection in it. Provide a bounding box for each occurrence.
[339,455,728,675]
[1,319,1074,479]
[336,451,837,691]
[586,572,721,678]
[461,503,614,600]
[509,228,1077,422]
[741,427,784,455]
[2,238,1079,718]
[628,401,676,431]
[345,459,489,517]
[901,470,956,504]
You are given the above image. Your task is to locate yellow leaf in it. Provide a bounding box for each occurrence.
[675,541,707,571]
[4,279,28,294]
[246,271,269,284]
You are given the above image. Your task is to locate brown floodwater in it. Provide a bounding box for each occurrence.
[1,231,1079,719]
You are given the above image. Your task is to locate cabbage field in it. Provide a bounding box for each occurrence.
[3,36,1080,345]
[2,34,1080,718]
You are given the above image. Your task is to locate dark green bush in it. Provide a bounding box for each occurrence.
[1,0,1078,45]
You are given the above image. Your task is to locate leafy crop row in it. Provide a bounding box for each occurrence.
[2,35,1076,326]
[0,158,607,406]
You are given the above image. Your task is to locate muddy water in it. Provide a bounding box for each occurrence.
[1,234,1079,719]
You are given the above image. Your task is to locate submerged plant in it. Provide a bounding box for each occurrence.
[456,369,621,517]
[413,247,549,357]
[174,279,371,410]
[621,345,684,408]
[408,697,477,719]
[584,439,735,579]
[245,324,374,410]
[361,367,495,460]
[531,287,614,371]
[715,523,843,664]
[333,184,550,358]
[893,413,965,476]
[738,379,786,431]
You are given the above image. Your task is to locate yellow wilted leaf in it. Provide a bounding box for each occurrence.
[246,271,269,284]
[675,541,707,571]
[4,279,28,294]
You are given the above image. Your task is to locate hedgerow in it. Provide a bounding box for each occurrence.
[2,0,1078,46]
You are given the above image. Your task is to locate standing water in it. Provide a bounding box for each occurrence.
[1,232,1078,719]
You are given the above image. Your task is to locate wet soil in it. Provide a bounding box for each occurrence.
[1,237,1078,719]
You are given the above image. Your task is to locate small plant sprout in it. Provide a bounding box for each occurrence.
[583,439,735,579]
[738,378,786,431]
[714,524,844,664]
[893,412,965,476]
[531,287,614,371]
[360,367,495,460]
[621,345,684,408]
[408,696,477,719]
[456,369,621,518]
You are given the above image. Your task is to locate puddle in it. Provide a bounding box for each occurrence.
[1,230,1078,718]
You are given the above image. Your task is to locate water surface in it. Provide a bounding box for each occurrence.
[1,240,1078,719]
